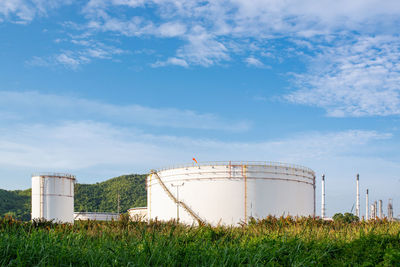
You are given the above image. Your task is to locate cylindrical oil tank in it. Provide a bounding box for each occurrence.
[31,173,75,223]
[147,161,315,225]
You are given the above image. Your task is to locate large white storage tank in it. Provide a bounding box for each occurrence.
[31,173,75,223]
[147,161,315,225]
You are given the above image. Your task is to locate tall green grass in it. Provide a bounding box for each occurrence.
[1,215,400,266]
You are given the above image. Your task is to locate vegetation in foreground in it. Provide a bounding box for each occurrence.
[1,216,400,266]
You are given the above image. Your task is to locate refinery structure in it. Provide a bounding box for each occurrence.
[321,173,395,221]
[30,161,396,224]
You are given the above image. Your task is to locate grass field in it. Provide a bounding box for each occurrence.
[1,215,400,266]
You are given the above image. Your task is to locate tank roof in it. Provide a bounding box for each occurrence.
[32,172,76,180]
[128,207,147,211]
[155,161,314,174]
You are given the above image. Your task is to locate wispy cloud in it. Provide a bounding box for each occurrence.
[8,0,400,70]
[2,91,391,170]
[0,111,389,166]
[176,33,230,66]
[26,41,125,69]
[286,36,400,117]
[75,0,400,68]
[158,22,187,37]
[151,57,188,68]
[0,0,71,24]
[7,1,400,119]
[82,0,400,36]
[0,120,392,179]
[55,53,87,69]
[0,0,35,24]
[244,56,266,68]
[0,91,251,132]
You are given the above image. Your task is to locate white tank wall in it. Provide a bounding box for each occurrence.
[74,212,119,221]
[128,207,148,221]
[31,174,75,223]
[148,162,315,225]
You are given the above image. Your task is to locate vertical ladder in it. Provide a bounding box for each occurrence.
[40,176,44,219]
[150,171,205,225]
[243,164,247,224]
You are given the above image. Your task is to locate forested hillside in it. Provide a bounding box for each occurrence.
[74,174,147,213]
[0,189,31,221]
[0,174,147,221]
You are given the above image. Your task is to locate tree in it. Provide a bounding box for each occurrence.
[333,212,359,223]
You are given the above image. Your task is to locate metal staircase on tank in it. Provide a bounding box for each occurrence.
[150,170,205,225]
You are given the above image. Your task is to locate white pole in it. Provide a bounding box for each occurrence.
[356,174,360,218]
[40,176,45,220]
[171,182,184,223]
[366,189,369,220]
[176,186,179,221]
[321,174,325,219]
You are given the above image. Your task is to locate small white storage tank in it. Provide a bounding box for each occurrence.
[128,207,148,221]
[147,161,316,225]
[31,173,75,223]
[74,212,119,221]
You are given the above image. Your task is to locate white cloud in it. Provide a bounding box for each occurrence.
[27,52,88,70]
[286,36,400,117]
[7,1,400,118]
[89,16,156,37]
[0,121,153,169]
[244,56,265,68]
[158,22,186,37]
[25,56,51,67]
[56,53,84,69]
[0,0,34,23]
[86,46,123,59]
[111,0,145,7]
[0,118,390,171]
[27,41,125,69]
[151,26,230,67]
[0,0,71,24]
[151,57,188,68]
[0,91,250,132]
[227,0,400,36]
[74,0,400,68]
[85,0,145,10]
[9,0,400,69]
[176,26,230,66]
[81,0,400,37]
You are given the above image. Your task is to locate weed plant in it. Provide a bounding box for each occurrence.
[1,215,400,266]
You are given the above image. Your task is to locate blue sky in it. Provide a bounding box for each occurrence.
[1,0,400,217]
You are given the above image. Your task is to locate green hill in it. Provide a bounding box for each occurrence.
[0,174,147,221]
[74,174,147,213]
[0,189,31,221]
